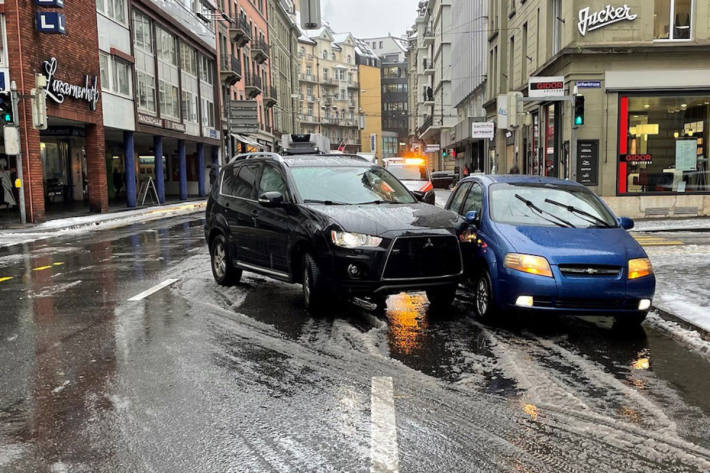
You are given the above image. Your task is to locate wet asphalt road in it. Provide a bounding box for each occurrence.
[1,216,710,472]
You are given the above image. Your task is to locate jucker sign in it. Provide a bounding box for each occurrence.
[577,4,637,36]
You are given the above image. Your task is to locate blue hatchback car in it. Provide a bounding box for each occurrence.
[446,175,655,326]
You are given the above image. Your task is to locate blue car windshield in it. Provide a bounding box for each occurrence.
[290,166,417,204]
[489,183,618,228]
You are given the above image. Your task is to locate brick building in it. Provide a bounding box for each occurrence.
[0,0,220,225]
[4,0,107,223]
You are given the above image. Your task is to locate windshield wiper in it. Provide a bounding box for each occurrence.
[356,200,404,205]
[544,198,613,228]
[514,194,576,228]
[303,199,349,205]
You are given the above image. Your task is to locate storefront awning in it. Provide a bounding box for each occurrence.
[231,134,264,150]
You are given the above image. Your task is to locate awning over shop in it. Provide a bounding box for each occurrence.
[232,134,264,150]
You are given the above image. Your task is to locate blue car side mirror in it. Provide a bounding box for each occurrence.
[618,217,635,230]
[465,210,479,225]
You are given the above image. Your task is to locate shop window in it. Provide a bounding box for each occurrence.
[619,94,709,194]
[654,0,693,40]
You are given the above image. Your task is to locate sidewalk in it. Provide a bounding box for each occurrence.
[0,200,206,249]
[634,217,710,233]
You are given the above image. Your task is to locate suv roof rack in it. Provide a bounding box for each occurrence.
[229,152,284,164]
[281,133,331,155]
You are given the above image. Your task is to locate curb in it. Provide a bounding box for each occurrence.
[651,305,710,342]
[0,202,206,250]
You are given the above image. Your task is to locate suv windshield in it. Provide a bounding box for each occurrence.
[489,183,617,228]
[291,166,417,204]
[387,165,428,181]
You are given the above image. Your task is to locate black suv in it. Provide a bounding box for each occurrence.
[205,152,465,311]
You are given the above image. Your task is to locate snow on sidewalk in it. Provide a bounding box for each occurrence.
[0,201,206,249]
[634,217,710,232]
[646,244,710,334]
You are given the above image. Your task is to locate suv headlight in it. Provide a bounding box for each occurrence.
[331,230,383,249]
[628,258,653,279]
[504,253,553,278]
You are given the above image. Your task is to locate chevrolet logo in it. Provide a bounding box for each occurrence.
[586,268,598,275]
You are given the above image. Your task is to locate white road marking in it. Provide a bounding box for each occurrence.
[371,376,399,473]
[128,279,179,302]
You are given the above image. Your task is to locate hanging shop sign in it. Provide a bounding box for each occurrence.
[472,122,495,140]
[577,5,637,37]
[36,12,66,34]
[529,77,564,98]
[620,154,653,164]
[41,58,99,110]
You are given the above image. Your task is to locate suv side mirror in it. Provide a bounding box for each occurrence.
[258,191,284,208]
[413,190,436,205]
[618,217,634,230]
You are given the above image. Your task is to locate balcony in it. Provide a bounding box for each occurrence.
[264,86,277,108]
[423,58,435,75]
[347,81,359,89]
[322,77,339,87]
[299,114,317,124]
[423,26,435,45]
[230,15,252,47]
[299,73,317,83]
[245,74,263,99]
[305,95,315,103]
[219,54,242,86]
[252,38,270,64]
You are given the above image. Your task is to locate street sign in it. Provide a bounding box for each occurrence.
[36,12,66,34]
[529,76,564,98]
[229,100,258,134]
[577,80,602,89]
[425,144,440,153]
[472,122,495,140]
[576,140,599,186]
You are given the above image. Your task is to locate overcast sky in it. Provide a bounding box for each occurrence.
[321,0,421,38]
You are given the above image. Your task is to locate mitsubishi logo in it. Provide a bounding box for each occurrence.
[423,238,434,249]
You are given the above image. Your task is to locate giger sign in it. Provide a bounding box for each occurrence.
[577,4,637,36]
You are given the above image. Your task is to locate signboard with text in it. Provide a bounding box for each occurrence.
[229,101,258,134]
[576,140,599,186]
[472,122,495,140]
[529,76,564,98]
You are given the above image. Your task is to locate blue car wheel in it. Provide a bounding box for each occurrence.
[474,270,496,322]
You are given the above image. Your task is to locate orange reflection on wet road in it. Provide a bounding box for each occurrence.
[386,293,429,356]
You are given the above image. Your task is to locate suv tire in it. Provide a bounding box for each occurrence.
[211,234,242,286]
[303,253,329,311]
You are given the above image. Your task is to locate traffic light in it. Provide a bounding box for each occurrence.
[442,149,448,159]
[574,95,585,127]
[0,92,14,125]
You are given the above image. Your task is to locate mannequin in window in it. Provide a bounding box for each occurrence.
[0,158,17,209]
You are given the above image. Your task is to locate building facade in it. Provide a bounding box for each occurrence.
[362,35,409,158]
[486,0,710,218]
[449,0,487,173]
[355,39,382,159]
[216,0,275,157]
[408,0,456,172]
[297,26,362,152]
[267,0,300,141]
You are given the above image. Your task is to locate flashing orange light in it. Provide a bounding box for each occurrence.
[405,158,426,166]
